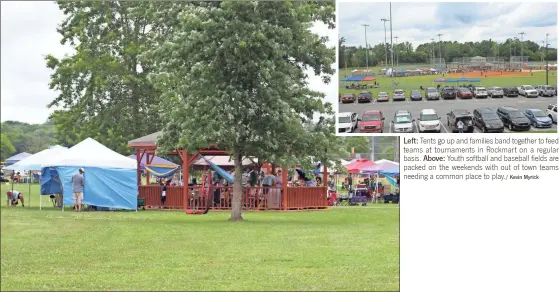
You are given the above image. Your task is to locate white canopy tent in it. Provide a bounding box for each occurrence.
[4,145,69,208]
[43,138,138,211]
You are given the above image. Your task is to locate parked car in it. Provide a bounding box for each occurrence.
[410,90,422,101]
[425,87,440,100]
[341,93,356,103]
[391,110,414,133]
[359,110,385,133]
[377,92,389,102]
[473,87,488,98]
[547,104,557,123]
[503,86,519,97]
[487,86,504,98]
[441,87,457,99]
[358,91,372,103]
[473,108,504,133]
[417,109,441,133]
[457,87,473,99]
[446,109,474,132]
[496,107,531,131]
[524,109,553,128]
[519,85,538,97]
[338,112,358,133]
[537,85,556,97]
[392,89,406,101]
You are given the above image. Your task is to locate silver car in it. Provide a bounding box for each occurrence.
[391,110,414,133]
[425,87,440,100]
[392,89,406,101]
[487,86,504,98]
[538,85,555,97]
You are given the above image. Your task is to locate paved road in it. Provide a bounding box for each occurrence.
[339,95,557,134]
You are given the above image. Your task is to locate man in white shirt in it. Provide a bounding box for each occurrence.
[457,120,465,133]
[6,190,24,207]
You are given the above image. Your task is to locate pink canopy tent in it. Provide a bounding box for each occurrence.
[345,159,375,174]
[361,161,399,174]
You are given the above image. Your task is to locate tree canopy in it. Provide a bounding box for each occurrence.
[340,38,558,68]
[1,121,55,159]
[146,1,341,220]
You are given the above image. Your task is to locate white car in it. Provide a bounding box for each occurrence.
[519,85,538,98]
[338,112,358,133]
[473,87,488,98]
[391,110,414,133]
[547,104,557,123]
[417,109,442,133]
[537,85,555,97]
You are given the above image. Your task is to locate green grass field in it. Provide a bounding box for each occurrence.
[339,67,557,98]
[1,183,399,291]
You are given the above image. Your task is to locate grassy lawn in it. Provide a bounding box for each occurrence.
[1,183,399,291]
[339,67,557,98]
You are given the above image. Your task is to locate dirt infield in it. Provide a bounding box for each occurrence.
[447,71,531,78]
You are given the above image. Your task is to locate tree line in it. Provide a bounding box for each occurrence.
[1,121,56,161]
[339,37,558,68]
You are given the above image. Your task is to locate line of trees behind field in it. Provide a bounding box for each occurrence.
[339,37,558,68]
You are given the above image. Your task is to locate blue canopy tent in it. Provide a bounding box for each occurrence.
[346,75,365,81]
[458,77,469,82]
[444,78,458,83]
[469,78,481,82]
[5,152,31,164]
[42,138,138,211]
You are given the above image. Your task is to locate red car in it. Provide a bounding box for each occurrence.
[341,93,356,103]
[359,110,385,133]
[457,87,473,99]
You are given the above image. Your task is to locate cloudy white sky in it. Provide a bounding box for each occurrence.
[340,2,557,50]
[0,1,337,125]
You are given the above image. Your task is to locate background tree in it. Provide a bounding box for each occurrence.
[147,1,342,221]
[345,136,370,157]
[1,134,16,161]
[45,1,184,153]
[1,121,55,155]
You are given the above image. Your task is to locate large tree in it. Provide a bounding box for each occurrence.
[147,1,342,221]
[45,1,185,152]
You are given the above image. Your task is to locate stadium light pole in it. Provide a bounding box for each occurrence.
[390,2,394,88]
[381,18,389,68]
[362,24,370,71]
[519,32,525,69]
[546,33,549,85]
[394,36,399,69]
[430,38,435,65]
[437,33,443,71]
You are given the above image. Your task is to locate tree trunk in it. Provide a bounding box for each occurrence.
[229,148,244,221]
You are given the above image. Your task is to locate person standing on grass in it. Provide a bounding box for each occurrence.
[71,168,85,212]
[160,178,167,209]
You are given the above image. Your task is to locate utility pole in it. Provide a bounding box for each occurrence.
[381,18,389,68]
[394,36,399,69]
[509,38,512,67]
[430,38,435,65]
[362,24,370,71]
[370,137,375,162]
[546,33,549,85]
[390,2,394,88]
[437,33,443,71]
[519,32,525,69]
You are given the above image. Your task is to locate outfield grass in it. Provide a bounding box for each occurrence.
[1,184,399,291]
[339,68,557,98]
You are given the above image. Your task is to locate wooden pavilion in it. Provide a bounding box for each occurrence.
[128,131,329,211]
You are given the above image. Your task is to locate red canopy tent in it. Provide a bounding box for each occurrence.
[345,159,375,174]
[362,76,376,81]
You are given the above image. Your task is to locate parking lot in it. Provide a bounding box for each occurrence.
[338,95,557,133]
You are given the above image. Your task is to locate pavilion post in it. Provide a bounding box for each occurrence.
[135,148,141,186]
[281,165,287,210]
[183,150,189,211]
[145,153,151,184]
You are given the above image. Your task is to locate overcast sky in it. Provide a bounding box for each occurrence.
[340,2,557,50]
[0,1,337,125]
